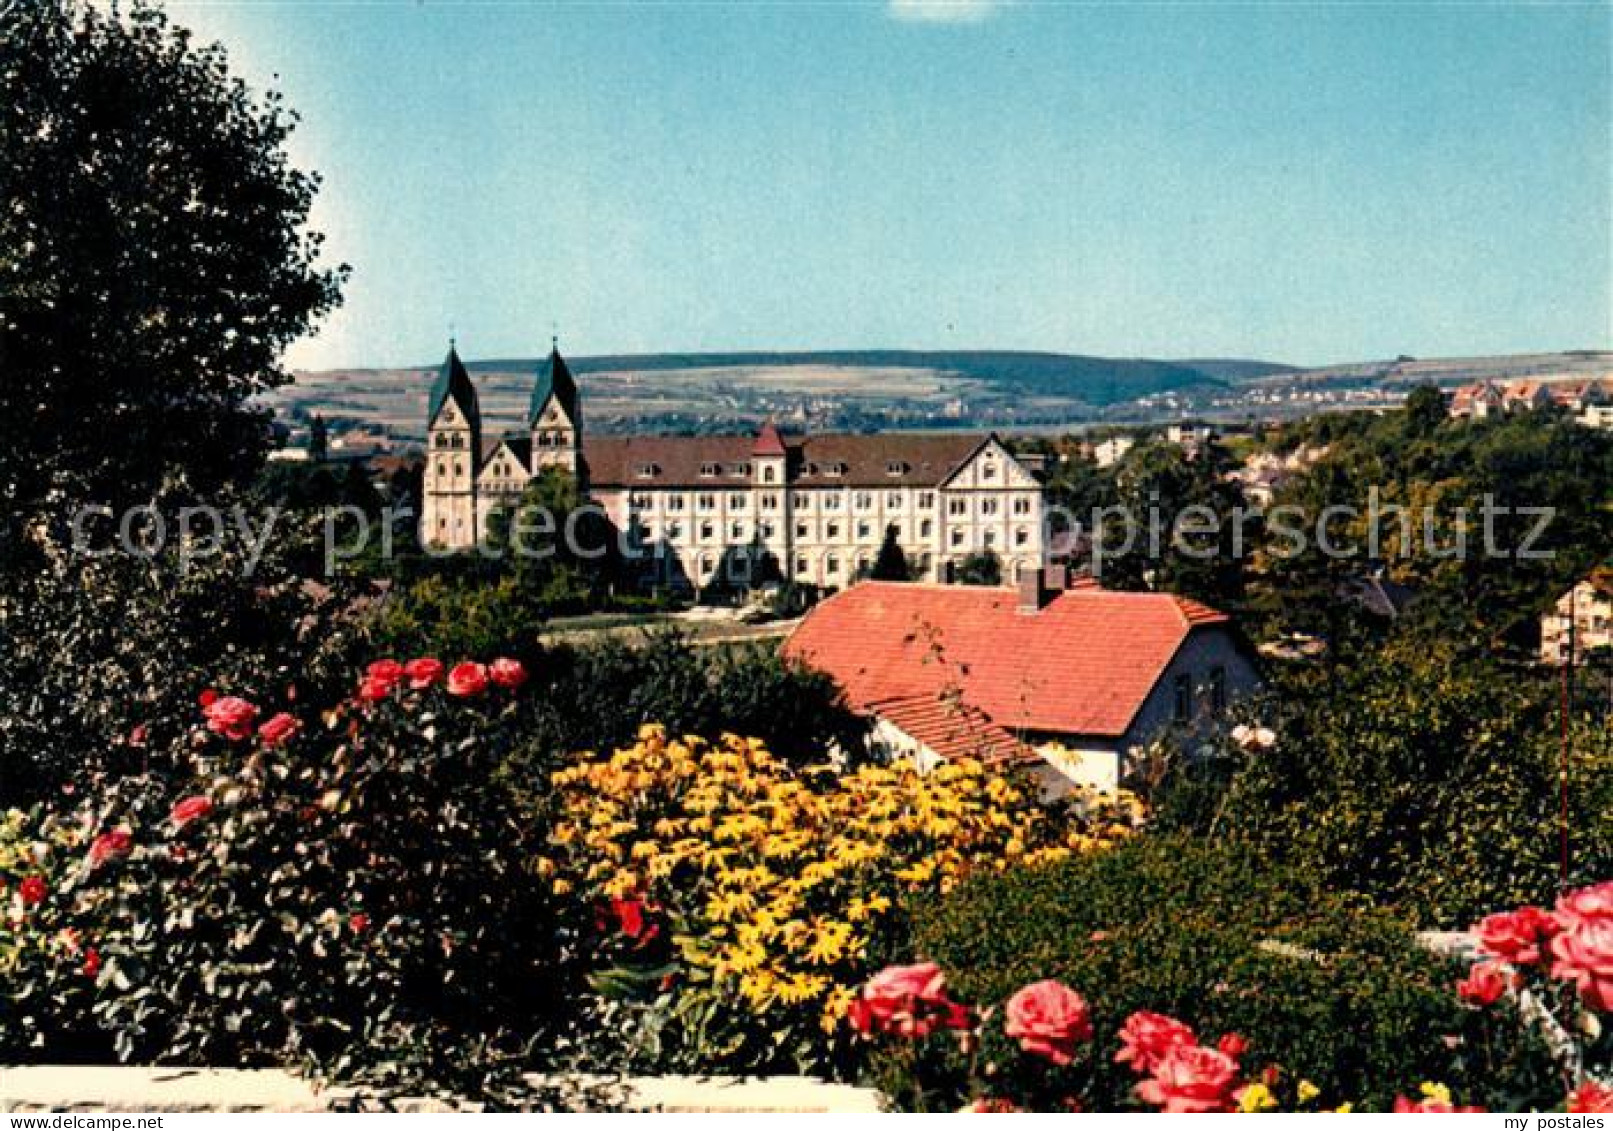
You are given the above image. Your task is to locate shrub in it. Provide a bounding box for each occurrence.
[910,837,1559,1111]
[0,658,562,1102]
[538,730,1142,1077]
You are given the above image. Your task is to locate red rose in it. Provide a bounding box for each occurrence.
[1568,1081,1613,1114]
[170,795,214,830]
[128,724,148,748]
[258,712,301,747]
[1393,1094,1485,1113]
[1004,979,1093,1065]
[366,659,405,686]
[1115,1010,1197,1074]
[87,829,133,870]
[447,661,489,698]
[607,897,661,947]
[404,658,445,689]
[489,657,528,690]
[1135,1044,1241,1113]
[202,695,259,741]
[349,913,370,934]
[1475,905,1560,965]
[19,875,48,906]
[1456,960,1516,1006]
[848,961,970,1038]
[198,688,218,708]
[1216,1032,1248,1060]
[357,675,394,702]
[81,947,101,979]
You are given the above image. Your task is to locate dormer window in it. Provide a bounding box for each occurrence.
[729,462,752,477]
[700,462,720,478]
[885,460,909,476]
[635,462,660,479]
[826,462,848,478]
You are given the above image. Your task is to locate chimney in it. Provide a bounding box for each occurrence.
[1017,564,1067,614]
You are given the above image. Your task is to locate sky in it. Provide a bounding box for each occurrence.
[164,0,1612,371]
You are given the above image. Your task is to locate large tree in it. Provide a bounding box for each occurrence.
[0,1,345,554]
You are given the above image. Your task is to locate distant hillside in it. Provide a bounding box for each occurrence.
[463,350,1230,404]
[1175,358,1301,382]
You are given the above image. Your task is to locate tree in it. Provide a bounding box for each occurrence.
[308,414,329,462]
[869,524,911,581]
[955,550,1002,587]
[0,1,345,558]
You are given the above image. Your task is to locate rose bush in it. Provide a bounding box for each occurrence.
[0,657,566,1102]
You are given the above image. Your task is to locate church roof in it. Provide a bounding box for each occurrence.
[528,346,579,426]
[427,344,479,425]
[752,420,787,457]
[583,431,994,488]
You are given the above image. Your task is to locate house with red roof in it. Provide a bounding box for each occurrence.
[782,569,1261,795]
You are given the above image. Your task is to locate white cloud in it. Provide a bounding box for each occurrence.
[887,0,1010,24]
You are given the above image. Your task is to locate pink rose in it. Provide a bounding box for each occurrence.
[169,795,213,830]
[1135,1044,1241,1113]
[847,961,970,1038]
[87,829,133,870]
[1003,979,1092,1065]
[1115,1010,1196,1074]
[202,695,258,741]
[404,658,445,689]
[1568,1081,1613,1113]
[447,661,489,698]
[1455,960,1515,1006]
[258,712,301,747]
[489,657,528,690]
[1475,905,1560,965]
[1550,916,1613,1012]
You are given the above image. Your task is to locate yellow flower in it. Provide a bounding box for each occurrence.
[1418,1083,1452,1106]
[1297,1081,1320,1104]
[1237,1083,1278,1112]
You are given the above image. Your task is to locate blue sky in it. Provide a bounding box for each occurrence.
[167,1,1611,370]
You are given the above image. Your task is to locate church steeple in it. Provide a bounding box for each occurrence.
[421,341,482,550]
[529,340,581,476]
[427,341,480,431]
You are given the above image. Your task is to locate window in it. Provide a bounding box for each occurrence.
[981,498,999,516]
[665,494,685,512]
[760,493,779,511]
[764,466,777,483]
[697,493,715,511]
[826,521,841,539]
[454,461,463,477]
[761,521,776,539]
[729,462,752,477]
[793,493,811,510]
[699,520,714,540]
[795,555,809,576]
[950,529,966,548]
[667,521,683,540]
[796,521,810,539]
[948,498,967,517]
[826,462,848,478]
[728,491,747,509]
[982,462,998,481]
[856,520,872,539]
[983,530,996,548]
[635,462,660,479]
[730,520,745,539]
[885,460,908,477]
[700,553,715,573]
[1013,496,1032,515]
[1210,666,1228,712]
[918,492,935,509]
[920,519,933,538]
[824,493,842,511]
[1173,675,1192,722]
[1014,527,1029,547]
[700,462,720,478]
[826,554,840,576]
[886,491,902,508]
[854,492,872,511]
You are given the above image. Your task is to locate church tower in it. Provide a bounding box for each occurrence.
[421,342,482,549]
[528,341,581,477]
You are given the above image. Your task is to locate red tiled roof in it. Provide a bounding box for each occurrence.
[869,693,1037,766]
[583,431,992,488]
[783,581,1231,738]
[752,420,787,457]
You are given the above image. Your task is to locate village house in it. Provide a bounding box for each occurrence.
[1448,376,1613,428]
[420,344,1048,591]
[782,568,1261,795]
[1540,569,1613,664]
